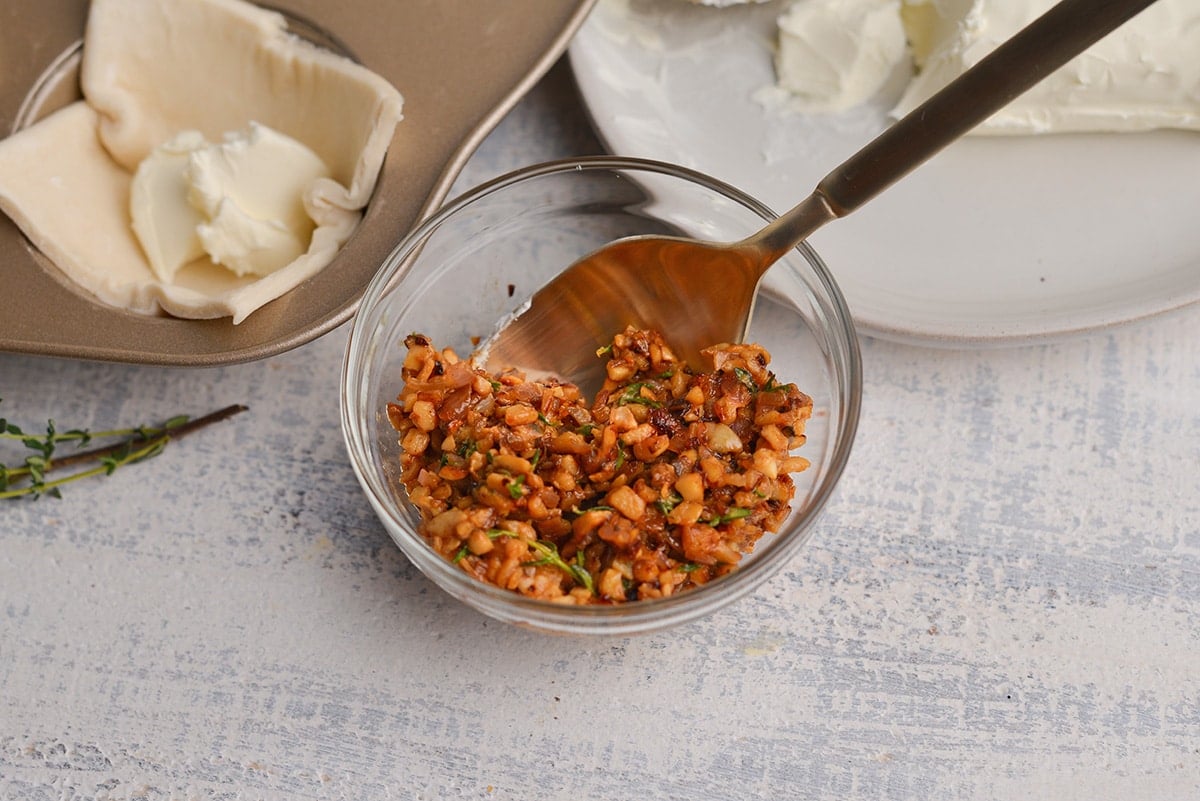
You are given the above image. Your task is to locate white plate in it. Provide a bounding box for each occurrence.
[569,0,1200,345]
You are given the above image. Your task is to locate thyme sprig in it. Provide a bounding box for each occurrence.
[0,401,248,499]
[522,537,595,594]
[455,529,596,594]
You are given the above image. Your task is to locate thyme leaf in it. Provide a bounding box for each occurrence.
[707,507,752,526]
[761,375,786,393]
[615,382,662,408]
[613,440,626,472]
[655,492,682,516]
[524,539,595,594]
[733,367,757,393]
[567,504,613,518]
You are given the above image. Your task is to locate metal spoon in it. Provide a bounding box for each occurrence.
[484,0,1161,393]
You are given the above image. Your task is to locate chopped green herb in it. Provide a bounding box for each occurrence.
[523,539,595,593]
[733,367,757,392]
[595,343,613,357]
[655,492,682,515]
[616,382,662,408]
[506,474,526,499]
[487,529,595,594]
[567,503,614,518]
[708,507,752,525]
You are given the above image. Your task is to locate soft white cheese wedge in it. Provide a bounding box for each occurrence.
[198,200,305,278]
[775,0,906,112]
[131,122,330,282]
[129,130,208,283]
[188,123,330,277]
[893,0,1200,134]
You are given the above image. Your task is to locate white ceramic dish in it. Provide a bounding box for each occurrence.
[568,0,1200,345]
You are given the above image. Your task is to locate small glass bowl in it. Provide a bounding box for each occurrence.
[340,156,861,635]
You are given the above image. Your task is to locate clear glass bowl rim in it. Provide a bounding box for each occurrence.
[340,155,863,635]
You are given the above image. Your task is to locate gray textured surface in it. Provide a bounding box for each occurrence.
[2,59,1198,800]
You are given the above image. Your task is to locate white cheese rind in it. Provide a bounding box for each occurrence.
[893,0,1200,134]
[775,0,906,112]
[0,103,161,316]
[0,103,257,320]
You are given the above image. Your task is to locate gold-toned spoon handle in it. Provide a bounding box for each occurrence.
[753,0,1164,259]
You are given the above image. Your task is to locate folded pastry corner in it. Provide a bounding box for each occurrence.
[892,0,1200,134]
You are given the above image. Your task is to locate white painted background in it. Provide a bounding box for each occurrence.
[2,61,1197,800]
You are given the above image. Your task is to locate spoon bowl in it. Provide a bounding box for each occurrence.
[481,234,762,393]
[482,192,836,395]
